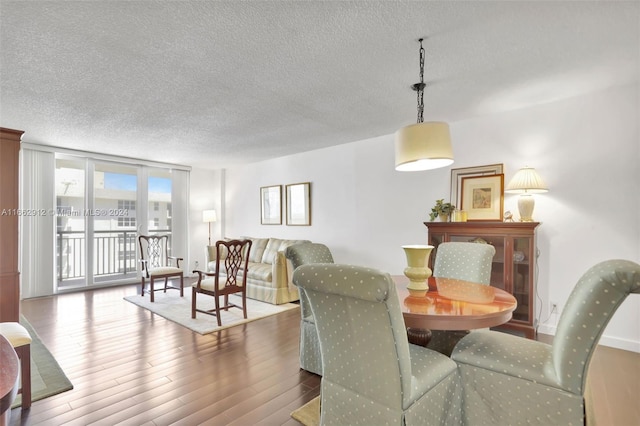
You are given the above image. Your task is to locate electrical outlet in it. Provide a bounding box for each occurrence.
[194,260,199,268]
[550,301,558,314]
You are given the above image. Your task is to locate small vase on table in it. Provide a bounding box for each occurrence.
[401,245,434,297]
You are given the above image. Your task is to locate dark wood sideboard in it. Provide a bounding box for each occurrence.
[0,128,23,322]
[425,221,540,338]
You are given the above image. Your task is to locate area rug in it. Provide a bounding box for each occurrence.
[124,291,299,334]
[291,396,320,426]
[11,316,74,408]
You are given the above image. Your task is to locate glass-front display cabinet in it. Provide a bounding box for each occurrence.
[425,221,540,338]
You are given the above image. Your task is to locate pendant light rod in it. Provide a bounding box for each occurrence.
[411,38,426,123]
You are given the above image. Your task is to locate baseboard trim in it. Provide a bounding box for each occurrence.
[537,324,639,353]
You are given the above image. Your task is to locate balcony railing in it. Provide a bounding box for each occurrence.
[56,229,171,283]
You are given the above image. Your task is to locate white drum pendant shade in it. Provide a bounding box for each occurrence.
[395,122,454,171]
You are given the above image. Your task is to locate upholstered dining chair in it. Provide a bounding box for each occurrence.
[429,241,496,354]
[294,263,462,425]
[284,243,334,376]
[138,234,184,302]
[451,259,640,426]
[432,242,496,284]
[192,239,252,326]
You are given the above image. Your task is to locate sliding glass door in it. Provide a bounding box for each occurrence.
[55,156,86,287]
[55,158,177,290]
[92,162,139,285]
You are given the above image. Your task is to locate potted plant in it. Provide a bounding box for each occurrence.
[429,199,455,222]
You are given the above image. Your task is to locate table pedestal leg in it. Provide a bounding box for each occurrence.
[407,327,432,347]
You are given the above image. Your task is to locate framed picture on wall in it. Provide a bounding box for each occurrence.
[461,174,504,221]
[450,163,503,209]
[260,185,282,225]
[286,182,311,226]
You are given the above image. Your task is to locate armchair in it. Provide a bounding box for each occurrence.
[284,242,334,376]
[294,263,462,425]
[138,234,184,302]
[451,259,640,425]
[192,239,252,326]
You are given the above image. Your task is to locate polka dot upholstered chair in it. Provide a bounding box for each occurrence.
[430,242,496,355]
[432,242,495,285]
[284,243,334,376]
[294,263,463,425]
[451,259,640,426]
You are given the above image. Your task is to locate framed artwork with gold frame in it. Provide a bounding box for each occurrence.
[260,185,282,225]
[460,174,504,221]
[450,163,503,209]
[286,182,311,226]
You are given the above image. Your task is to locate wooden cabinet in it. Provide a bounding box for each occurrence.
[0,127,23,322]
[424,221,540,338]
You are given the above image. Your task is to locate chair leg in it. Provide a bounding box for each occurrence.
[224,295,229,311]
[141,277,145,296]
[164,277,168,293]
[191,287,197,319]
[214,294,222,327]
[242,293,247,319]
[179,274,184,297]
[150,278,155,302]
[16,344,31,410]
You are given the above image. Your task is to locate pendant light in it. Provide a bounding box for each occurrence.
[395,38,454,171]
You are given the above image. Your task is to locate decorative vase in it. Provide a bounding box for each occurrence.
[401,245,434,296]
[439,213,449,222]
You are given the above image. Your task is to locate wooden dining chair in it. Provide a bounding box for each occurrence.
[138,234,184,302]
[192,239,252,326]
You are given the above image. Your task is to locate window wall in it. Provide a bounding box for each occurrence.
[21,144,190,297]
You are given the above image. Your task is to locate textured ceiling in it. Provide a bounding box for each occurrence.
[1,1,638,170]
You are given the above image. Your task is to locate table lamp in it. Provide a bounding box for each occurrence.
[505,167,548,222]
[202,209,217,245]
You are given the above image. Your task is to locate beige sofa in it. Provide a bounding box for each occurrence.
[206,237,310,304]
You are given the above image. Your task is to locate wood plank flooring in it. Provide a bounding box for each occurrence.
[8,284,639,425]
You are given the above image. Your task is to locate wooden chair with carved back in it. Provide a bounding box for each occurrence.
[192,239,252,326]
[138,234,184,302]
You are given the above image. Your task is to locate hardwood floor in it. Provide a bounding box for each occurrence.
[8,284,639,425]
[9,284,320,426]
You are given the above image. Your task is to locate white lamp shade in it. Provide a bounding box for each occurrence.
[505,167,548,194]
[202,209,217,223]
[394,122,454,171]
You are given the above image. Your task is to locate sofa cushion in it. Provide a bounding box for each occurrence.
[242,237,268,263]
[261,238,283,264]
[261,238,311,264]
[245,262,272,282]
[279,238,311,253]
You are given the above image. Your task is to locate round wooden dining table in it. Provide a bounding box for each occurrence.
[393,275,517,347]
[0,334,19,426]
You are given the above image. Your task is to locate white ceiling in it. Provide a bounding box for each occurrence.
[1,1,638,170]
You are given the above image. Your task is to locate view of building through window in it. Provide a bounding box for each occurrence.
[55,158,173,290]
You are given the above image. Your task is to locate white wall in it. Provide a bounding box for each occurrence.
[188,168,222,275]
[201,83,639,351]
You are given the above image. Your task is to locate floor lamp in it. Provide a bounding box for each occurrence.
[202,210,217,245]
